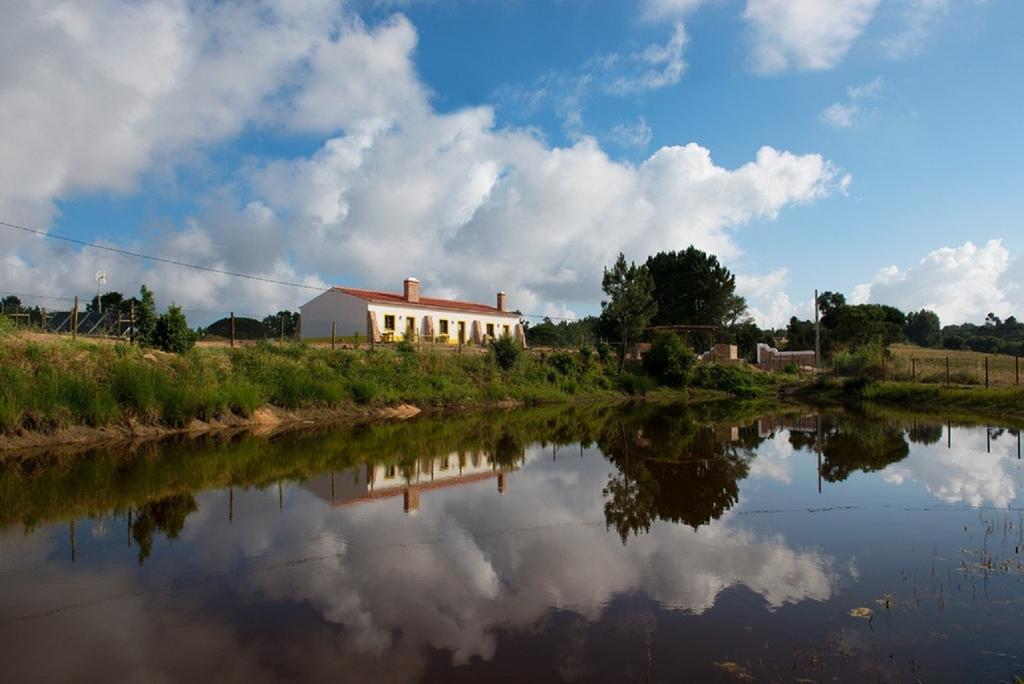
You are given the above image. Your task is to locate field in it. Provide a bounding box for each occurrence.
[887,344,1022,387]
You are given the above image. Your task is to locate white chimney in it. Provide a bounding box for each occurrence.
[404,277,420,303]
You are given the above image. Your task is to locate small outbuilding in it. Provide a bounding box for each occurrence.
[300,278,525,346]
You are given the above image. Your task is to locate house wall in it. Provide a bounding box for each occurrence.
[299,290,368,339]
[366,302,518,345]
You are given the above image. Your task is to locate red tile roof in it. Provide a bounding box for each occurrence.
[333,286,519,317]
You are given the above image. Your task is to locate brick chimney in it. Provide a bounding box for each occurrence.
[404,277,420,303]
[497,291,507,312]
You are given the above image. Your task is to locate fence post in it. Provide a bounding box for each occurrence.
[279,315,284,344]
[331,321,336,350]
[985,356,989,388]
[912,357,916,382]
[946,356,950,386]
[1016,355,1020,386]
[230,312,235,348]
[129,301,135,343]
[72,296,78,341]
[41,307,46,333]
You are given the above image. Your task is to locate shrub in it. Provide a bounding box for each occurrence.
[395,338,416,354]
[690,364,759,398]
[152,305,197,353]
[595,341,613,365]
[491,335,522,371]
[548,351,578,376]
[617,373,654,397]
[642,332,695,386]
[349,380,377,405]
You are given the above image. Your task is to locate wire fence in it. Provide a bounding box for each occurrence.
[831,349,1023,388]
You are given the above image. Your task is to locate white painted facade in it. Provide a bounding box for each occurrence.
[299,280,523,345]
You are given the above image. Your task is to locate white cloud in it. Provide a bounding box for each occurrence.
[882,0,953,59]
[743,0,880,73]
[606,22,689,95]
[0,2,843,321]
[608,116,654,149]
[853,239,1021,325]
[498,23,689,140]
[641,0,708,22]
[820,76,884,129]
[736,268,803,328]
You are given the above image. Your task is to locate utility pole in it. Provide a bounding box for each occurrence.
[814,289,821,370]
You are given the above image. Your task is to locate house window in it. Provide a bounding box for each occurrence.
[439,319,449,335]
[384,315,395,331]
[486,323,495,337]
[385,465,397,479]
[502,324,510,337]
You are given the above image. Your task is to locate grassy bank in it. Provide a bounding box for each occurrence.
[800,376,1024,422]
[0,325,784,437]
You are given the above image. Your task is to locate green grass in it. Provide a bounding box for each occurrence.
[801,376,1024,422]
[0,331,786,435]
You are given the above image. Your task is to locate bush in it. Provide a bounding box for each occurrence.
[548,351,578,376]
[349,380,377,405]
[395,338,416,354]
[595,341,613,365]
[152,305,196,353]
[642,332,695,386]
[690,364,759,398]
[617,373,654,397]
[491,335,522,371]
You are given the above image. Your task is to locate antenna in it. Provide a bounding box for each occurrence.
[95,271,107,315]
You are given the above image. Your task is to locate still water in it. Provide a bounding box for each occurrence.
[1,403,1022,682]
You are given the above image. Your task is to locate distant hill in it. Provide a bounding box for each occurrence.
[204,316,267,340]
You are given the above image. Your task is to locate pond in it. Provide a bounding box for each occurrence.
[1,403,1022,682]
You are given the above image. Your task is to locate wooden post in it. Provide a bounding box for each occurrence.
[911,357,916,382]
[230,312,235,348]
[946,356,950,386]
[129,300,135,342]
[331,321,336,350]
[985,356,989,388]
[279,315,284,344]
[41,307,46,333]
[72,296,78,340]
[1016,356,1020,386]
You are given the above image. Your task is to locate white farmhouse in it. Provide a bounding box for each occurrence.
[300,278,525,346]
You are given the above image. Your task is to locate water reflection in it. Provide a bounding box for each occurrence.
[1,405,1023,681]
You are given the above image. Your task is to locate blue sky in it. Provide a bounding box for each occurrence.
[1,0,1021,326]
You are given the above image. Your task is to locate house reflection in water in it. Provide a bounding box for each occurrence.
[304,450,520,513]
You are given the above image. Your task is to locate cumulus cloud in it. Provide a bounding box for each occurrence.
[820,77,884,129]
[743,0,880,73]
[853,239,1021,325]
[737,268,814,328]
[0,1,842,319]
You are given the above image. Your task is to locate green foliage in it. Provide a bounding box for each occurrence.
[646,247,746,327]
[203,316,267,340]
[491,334,522,371]
[595,341,613,364]
[690,364,763,398]
[263,310,300,339]
[904,309,941,347]
[834,341,885,378]
[601,253,657,370]
[642,332,695,386]
[395,338,416,354]
[548,351,579,376]
[152,305,197,353]
[134,284,157,346]
[525,316,600,348]
[617,373,655,396]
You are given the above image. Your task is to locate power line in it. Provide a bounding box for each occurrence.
[0,218,582,321]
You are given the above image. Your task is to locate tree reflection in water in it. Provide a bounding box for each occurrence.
[130,494,197,564]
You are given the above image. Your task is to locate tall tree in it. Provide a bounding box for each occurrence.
[645,247,745,327]
[904,309,941,347]
[601,253,657,371]
[134,284,157,345]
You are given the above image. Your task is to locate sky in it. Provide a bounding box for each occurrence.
[1,0,1022,328]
